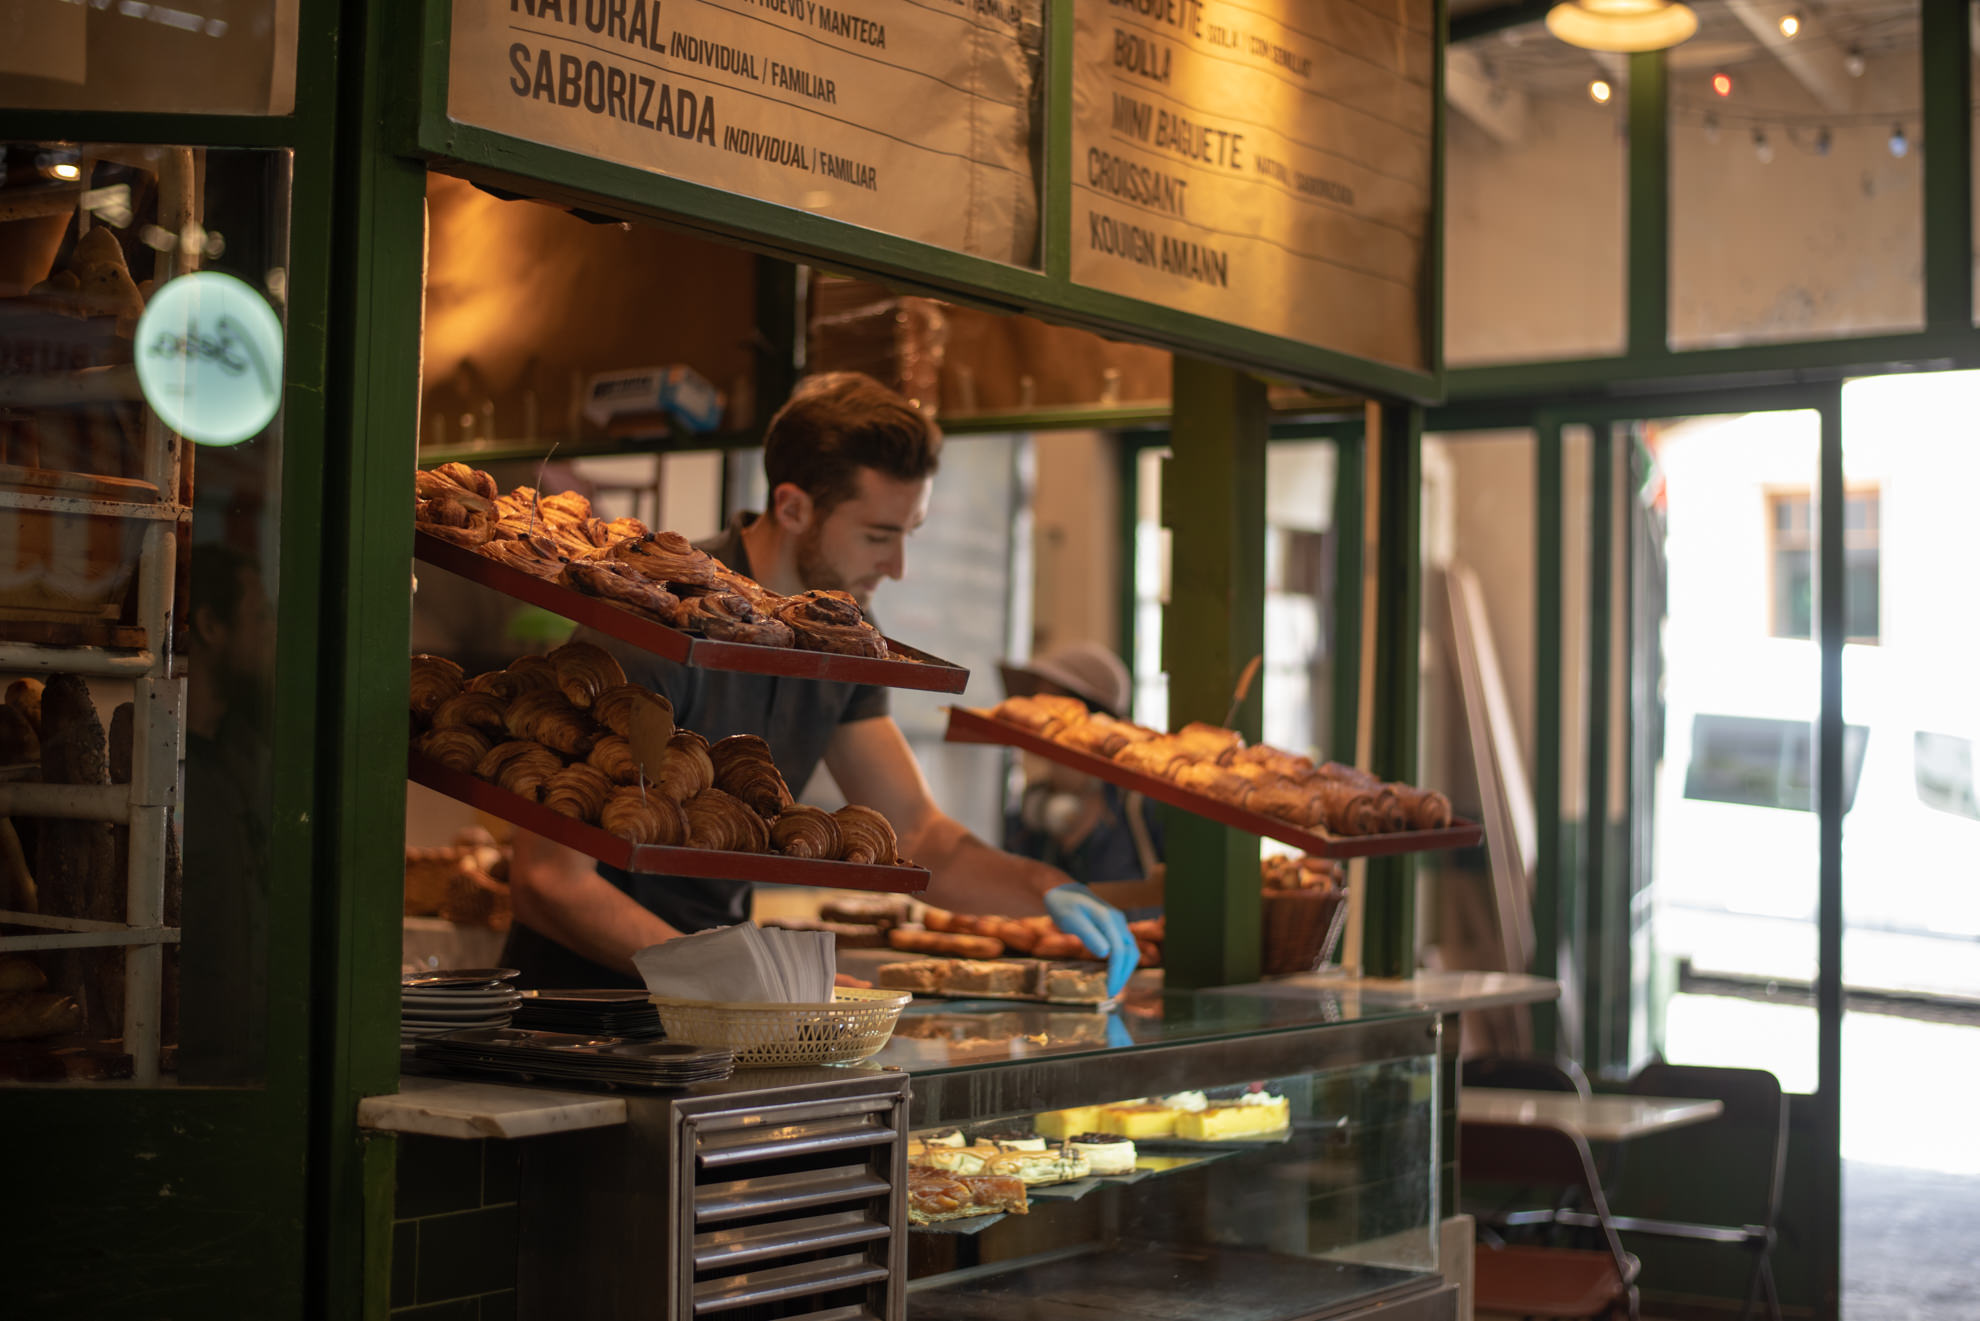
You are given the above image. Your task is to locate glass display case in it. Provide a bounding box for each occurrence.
[886,990,1450,1321]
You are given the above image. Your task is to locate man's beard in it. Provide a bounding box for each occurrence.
[793,524,870,608]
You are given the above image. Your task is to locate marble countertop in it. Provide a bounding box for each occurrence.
[1209,969,1562,1014]
[358,1075,628,1140]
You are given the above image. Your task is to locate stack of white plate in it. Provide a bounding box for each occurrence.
[401,967,522,1045]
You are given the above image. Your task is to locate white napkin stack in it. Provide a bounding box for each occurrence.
[633,922,837,1004]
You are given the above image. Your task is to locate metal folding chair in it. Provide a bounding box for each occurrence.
[1563,1063,1786,1321]
[1464,1119,1641,1320]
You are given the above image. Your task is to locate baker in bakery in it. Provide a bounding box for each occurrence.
[999,642,1164,897]
[502,372,1141,996]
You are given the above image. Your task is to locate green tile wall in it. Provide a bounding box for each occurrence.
[391,1136,519,1318]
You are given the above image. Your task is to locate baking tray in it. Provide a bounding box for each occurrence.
[944,707,1483,860]
[413,530,969,693]
[407,753,929,894]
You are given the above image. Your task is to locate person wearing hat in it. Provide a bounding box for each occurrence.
[1000,642,1164,899]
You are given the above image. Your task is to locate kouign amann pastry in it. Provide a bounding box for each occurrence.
[541,763,612,821]
[769,805,840,860]
[549,640,628,709]
[409,655,465,722]
[600,785,687,846]
[414,726,491,774]
[682,788,771,852]
[833,805,898,865]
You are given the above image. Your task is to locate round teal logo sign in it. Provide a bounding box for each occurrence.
[133,271,284,447]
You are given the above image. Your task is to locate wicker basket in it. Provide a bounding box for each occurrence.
[648,987,911,1067]
[1260,887,1348,976]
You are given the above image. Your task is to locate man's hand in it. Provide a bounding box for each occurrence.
[1044,883,1141,996]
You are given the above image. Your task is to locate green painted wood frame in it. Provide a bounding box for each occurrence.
[1432,381,1850,1320]
[403,0,1448,405]
[0,0,369,1314]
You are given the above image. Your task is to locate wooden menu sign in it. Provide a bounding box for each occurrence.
[445,0,1043,265]
[1068,1,1435,370]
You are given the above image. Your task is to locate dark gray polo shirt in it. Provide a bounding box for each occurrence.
[503,513,889,988]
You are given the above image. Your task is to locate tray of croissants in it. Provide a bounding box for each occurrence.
[412,463,967,693]
[407,643,925,893]
[947,697,1482,860]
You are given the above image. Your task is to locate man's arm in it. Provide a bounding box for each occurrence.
[822,716,1070,916]
[508,830,684,976]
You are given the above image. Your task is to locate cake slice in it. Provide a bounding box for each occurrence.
[1069,1132,1137,1175]
[1172,1094,1291,1140]
[1100,1103,1181,1138]
[1034,1105,1105,1139]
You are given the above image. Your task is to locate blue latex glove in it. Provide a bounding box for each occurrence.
[1044,882,1140,997]
[1104,1011,1134,1049]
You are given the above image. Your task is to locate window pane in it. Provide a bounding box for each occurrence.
[1774,549,1813,638]
[1914,732,1980,821]
[1443,26,1626,365]
[2,143,292,1085]
[1844,494,1872,532]
[1844,548,1880,641]
[1670,1,1923,350]
[0,3,298,115]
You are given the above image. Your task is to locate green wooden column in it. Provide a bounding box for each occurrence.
[1161,357,1267,990]
[1361,404,1423,979]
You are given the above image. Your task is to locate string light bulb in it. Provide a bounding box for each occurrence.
[1844,46,1866,77]
[1889,124,1908,158]
[1778,12,1800,38]
[50,162,81,181]
[1589,78,1614,104]
[1712,71,1733,97]
[1545,1,1697,53]
[1754,128,1773,164]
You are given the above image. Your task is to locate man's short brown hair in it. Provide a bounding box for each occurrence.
[763,371,941,516]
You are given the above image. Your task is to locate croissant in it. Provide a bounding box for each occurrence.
[1307,778,1385,836]
[480,536,568,580]
[1235,744,1315,780]
[1174,761,1250,803]
[683,788,772,852]
[561,559,681,621]
[414,469,457,502]
[769,805,840,859]
[504,655,562,693]
[417,495,494,545]
[833,805,899,866]
[1395,786,1453,831]
[466,669,522,704]
[994,694,1088,738]
[414,725,492,773]
[475,740,565,801]
[410,655,465,722]
[605,515,649,541]
[430,462,498,501]
[601,785,687,846]
[1058,713,1134,757]
[775,590,887,658]
[652,730,715,802]
[1177,722,1244,765]
[537,490,593,527]
[541,763,613,822]
[1114,737,1193,780]
[593,685,672,740]
[709,735,794,818]
[505,689,597,757]
[550,640,628,709]
[1243,776,1317,825]
[429,690,508,736]
[607,531,717,587]
[586,734,642,786]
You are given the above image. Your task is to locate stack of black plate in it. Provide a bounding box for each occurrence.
[414,1027,734,1091]
[401,968,522,1046]
[511,989,663,1040]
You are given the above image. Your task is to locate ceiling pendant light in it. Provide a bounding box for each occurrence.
[1546,0,1699,53]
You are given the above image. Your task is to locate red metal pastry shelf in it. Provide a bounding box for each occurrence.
[413,530,969,693]
[407,753,930,894]
[943,707,1483,861]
